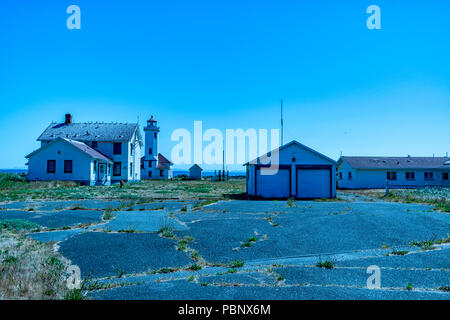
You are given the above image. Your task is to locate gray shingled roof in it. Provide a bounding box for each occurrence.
[26,138,113,163]
[63,139,113,163]
[341,156,450,169]
[37,122,140,143]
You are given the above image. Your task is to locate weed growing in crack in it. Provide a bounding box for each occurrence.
[316,260,334,269]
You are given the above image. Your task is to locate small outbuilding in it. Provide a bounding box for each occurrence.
[244,140,337,199]
[189,164,203,180]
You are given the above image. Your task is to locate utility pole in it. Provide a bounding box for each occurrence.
[281,99,284,146]
[222,136,225,181]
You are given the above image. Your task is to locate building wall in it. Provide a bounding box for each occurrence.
[85,133,141,182]
[337,160,357,189]
[338,165,450,189]
[190,168,202,180]
[28,141,92,183]
[247,143,337,198]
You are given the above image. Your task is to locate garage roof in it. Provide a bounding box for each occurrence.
[244,140,337,166]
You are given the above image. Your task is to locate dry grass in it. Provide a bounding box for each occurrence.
[0,231,71,300]
[0,173,245,202]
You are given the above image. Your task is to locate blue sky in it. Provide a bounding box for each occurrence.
[0,0,449,170]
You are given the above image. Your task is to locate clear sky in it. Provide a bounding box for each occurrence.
[0,0,449,170]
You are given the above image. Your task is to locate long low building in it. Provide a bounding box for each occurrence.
[338,156,450,189]
[245,140,337,199]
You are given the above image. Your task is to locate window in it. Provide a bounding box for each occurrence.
[113,162,121,176]
[130,143,134,155]
[64,160,73,173]
[154,133,157,138]
[113,143,122,155]
[160,170,164,177]
[149,148,152,155]
[148,171,152,178]
[339,172,343,180]
[130,162,133,176]
[348,172,352,180]
[94,161,97,172]
[424,172,434,180]
[387,172,397,181]
[141,162,144,169]
[443,173,449,181]
[149,161,152,168]
[92,141,98,148]
[405,172,415,180]
[47,160,56,173]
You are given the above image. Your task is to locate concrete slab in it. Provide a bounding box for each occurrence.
[276,266,450,289]
[97,211,188,232]
[0,210,102,228]
[59,232,192,278]
[89,279,450,300]
[29,229,85,242]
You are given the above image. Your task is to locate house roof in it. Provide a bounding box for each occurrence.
[37,122,142,144]
[156,153,173,170]
[244,140,337,166]
[26,138,113,163]
[340,156,450,170]
[189,164,202,171]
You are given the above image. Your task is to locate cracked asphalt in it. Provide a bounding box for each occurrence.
[1,195,449,299]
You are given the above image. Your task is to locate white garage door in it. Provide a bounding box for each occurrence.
[297,169,331,199]
[256,168,290,198]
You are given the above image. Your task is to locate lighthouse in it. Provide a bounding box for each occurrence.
[142,115,159,178]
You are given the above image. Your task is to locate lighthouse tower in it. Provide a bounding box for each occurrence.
[142,115,160,179]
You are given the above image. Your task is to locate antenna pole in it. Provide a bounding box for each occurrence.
[281,99,284,146]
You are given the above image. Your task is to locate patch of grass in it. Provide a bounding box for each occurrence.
[438,286,450,292]
[64,288,85,300]
[0,219,40,231]
[191,251,201,261]
[188,264,202,271]
[241,241,252,248]
[409,239,436,250]
[177,240,188,251]
[102,207,115,221]
[183,235,195,242]
[230,260,244,268]
[406,283,413,291]
[316,260,334,269]
[287,198,295,207]
[118,229,136,233]
[434,203,450,213]
[248,236,258,242]
[227,268,237,274]
[159,226,174,238]
[381,243,390,249]
[0,231,71,299]
[188,275,195,282]
[391,250,409,256]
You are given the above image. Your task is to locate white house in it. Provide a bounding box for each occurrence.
[189,164,203,180]
[140,116,173,179]
[338,156,450,189]
[245,140,337,199]
[27,114,143,184]
[26,138,113,185]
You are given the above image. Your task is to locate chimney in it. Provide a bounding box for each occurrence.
[65,113,72,125]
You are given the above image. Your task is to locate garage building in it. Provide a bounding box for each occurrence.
[245,140,337,199]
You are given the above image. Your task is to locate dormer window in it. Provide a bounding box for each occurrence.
[92,141,98,148]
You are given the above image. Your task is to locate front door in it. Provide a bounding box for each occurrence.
[98,164,106,181]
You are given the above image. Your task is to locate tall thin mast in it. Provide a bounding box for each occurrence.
[281,99,284,146]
